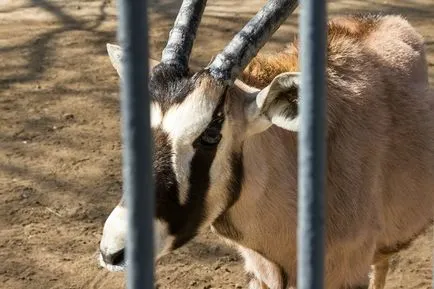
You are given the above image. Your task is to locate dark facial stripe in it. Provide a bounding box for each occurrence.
[153,128,181,223]
[150,90,228,250]
[119,128,178,210]
[172,93,228,249]
[171,136,218,249]
[152,127,208,249]
[148,83,242,251]
[152,125,208,250]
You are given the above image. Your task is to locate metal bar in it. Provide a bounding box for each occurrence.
[297,0,327,288]
[118,0,154,288]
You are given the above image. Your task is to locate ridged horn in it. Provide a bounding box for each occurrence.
[161,0,208,71]
[208,0,298,82]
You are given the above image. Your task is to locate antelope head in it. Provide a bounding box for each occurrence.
[99,0,298,272]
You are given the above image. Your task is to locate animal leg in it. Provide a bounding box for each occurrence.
[368,255,389,289]
[240,247,288,289]
[248,277,270,289]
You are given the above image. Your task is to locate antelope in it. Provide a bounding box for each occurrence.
[98,0,434,288]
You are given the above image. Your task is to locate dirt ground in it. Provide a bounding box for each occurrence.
[0,0,433,288]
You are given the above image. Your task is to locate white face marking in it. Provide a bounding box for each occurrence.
[171,144,194,205]
[99,206,175,272]
[100,206,126,255]
[99,205,127,271]
[162,92,216,141]
[160,86,223,205]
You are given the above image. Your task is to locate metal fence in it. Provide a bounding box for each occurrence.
[297,0,327,288]
[117,0,154,288]
[117,0,327,288]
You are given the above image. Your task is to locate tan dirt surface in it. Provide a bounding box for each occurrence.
[0,0,432,288]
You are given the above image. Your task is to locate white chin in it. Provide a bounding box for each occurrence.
[106,263,126,272]
[99,254,126,272]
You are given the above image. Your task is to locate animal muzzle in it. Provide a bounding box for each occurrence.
[99,205,171,271]
[99,205,127,271]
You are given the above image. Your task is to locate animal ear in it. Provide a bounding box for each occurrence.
[106,43,160,77]
[107,43,123,77]
[257,72,300,131]
[245,72,300,135]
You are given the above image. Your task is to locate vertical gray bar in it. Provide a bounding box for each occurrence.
[297,0,327,288]
[118,0,154,288]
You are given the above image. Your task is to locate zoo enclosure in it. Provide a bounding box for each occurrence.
[116,0,327,288]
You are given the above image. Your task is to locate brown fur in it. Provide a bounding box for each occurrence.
[241,50,299,89]
[213,14,433,289]
[103,13,433,289]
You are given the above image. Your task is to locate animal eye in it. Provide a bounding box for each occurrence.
[200,127,222,146]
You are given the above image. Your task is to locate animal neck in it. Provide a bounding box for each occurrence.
[212,126,298,250]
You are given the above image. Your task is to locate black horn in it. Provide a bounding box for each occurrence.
[208,0,298,82]
[161,0,208,71]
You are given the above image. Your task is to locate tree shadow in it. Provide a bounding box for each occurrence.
[31,0,83,26]
[1,0,111,87]
[5,0,431,90]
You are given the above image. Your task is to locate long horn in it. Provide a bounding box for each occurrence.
[208,0,298,82]
[161,0,208,70]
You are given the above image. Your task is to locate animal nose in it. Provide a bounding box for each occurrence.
[101,248,125,265]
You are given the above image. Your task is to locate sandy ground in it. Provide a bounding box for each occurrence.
[0,0,433,288]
